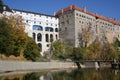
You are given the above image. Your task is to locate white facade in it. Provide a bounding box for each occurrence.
[3,7,59,56]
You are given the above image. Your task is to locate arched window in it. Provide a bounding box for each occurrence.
[38,43,42,52]
[56,34,58,40]
[50,34,53,42]
[55,28,58,32]
[46,34,49,42]
[37,33,42,41]
[32,25,43,31]
[45,27,54,32]
[32,33,36,40]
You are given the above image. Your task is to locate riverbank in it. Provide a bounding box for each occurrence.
[0,61,76,72]
[0,60,112,72]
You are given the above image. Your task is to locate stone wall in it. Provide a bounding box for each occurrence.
[0,61,76,72]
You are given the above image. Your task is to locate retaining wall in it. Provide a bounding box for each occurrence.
[0,61,76,72]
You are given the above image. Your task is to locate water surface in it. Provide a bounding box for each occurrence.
[0,68,120,80]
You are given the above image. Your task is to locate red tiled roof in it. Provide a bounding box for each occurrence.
[55,5,120,26]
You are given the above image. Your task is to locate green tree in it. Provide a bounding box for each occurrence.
[0,17,15,56]
[112,38,120,52]
[24,37,41,61]
[102,43,118,60]
[52,40,65,59]
[70,47,87,60]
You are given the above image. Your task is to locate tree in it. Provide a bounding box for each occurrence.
[78,22,93,48]
[87,38,102,60]
[0,15,41,61]
[24,37,41,61]
[0,0,3,13]
[70,47,87,60]
[0,17,15,56]
[51,40,65,59]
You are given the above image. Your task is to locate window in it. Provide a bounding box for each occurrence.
[55,28,58,32]
[32,25,43,31]
[67,20,69,24]
[26,20,28,23]
[47,44,49,47]
[32,33,36,40]
[50,34,53,42]
[76,13,78,16]
[56,35,58,40]
[61,22,65,26]
[65,27,67,30]
[46,34,49,42]
[45,27,54,32]
[37,33,42,41]
[55,24,57,26]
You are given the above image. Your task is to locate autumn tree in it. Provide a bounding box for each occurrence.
[0,15,41,61]
[6,15,27,56]
[87,38,103,60]
[78,22,93,48]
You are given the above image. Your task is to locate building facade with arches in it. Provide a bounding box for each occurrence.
[3,7,59,56]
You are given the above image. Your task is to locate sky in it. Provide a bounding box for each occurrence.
[3,0,120,21]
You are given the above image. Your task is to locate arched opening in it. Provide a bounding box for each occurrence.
[50,34,53,42]
[55,28,58,32]
[45,27,54,32]
[32,25,43,31]
[38,43,42,52]
[37,33,42,41]
[56,34,58,40]
[32,33,36,40]
[46,34,49,42]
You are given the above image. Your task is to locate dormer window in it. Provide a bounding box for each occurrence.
[3,6,6,10]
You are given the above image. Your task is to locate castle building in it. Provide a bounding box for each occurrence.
[2,5,120,55]
[55,5,120,47]
[2,5,59,56]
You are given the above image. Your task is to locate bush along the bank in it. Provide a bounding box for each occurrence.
[51,38,120,61]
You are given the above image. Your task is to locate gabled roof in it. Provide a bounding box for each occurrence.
[55,5,120,26]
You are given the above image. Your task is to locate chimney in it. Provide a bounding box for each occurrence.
[83,6,86,12]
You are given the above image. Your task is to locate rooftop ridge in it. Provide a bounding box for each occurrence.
[55,5,120,26]
[12,9,56,17]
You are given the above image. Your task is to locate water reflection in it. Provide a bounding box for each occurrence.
[0,69,120,80]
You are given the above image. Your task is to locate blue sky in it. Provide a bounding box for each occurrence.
[3,0,120,21]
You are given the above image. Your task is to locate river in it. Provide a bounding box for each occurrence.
[0,68,120,80]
